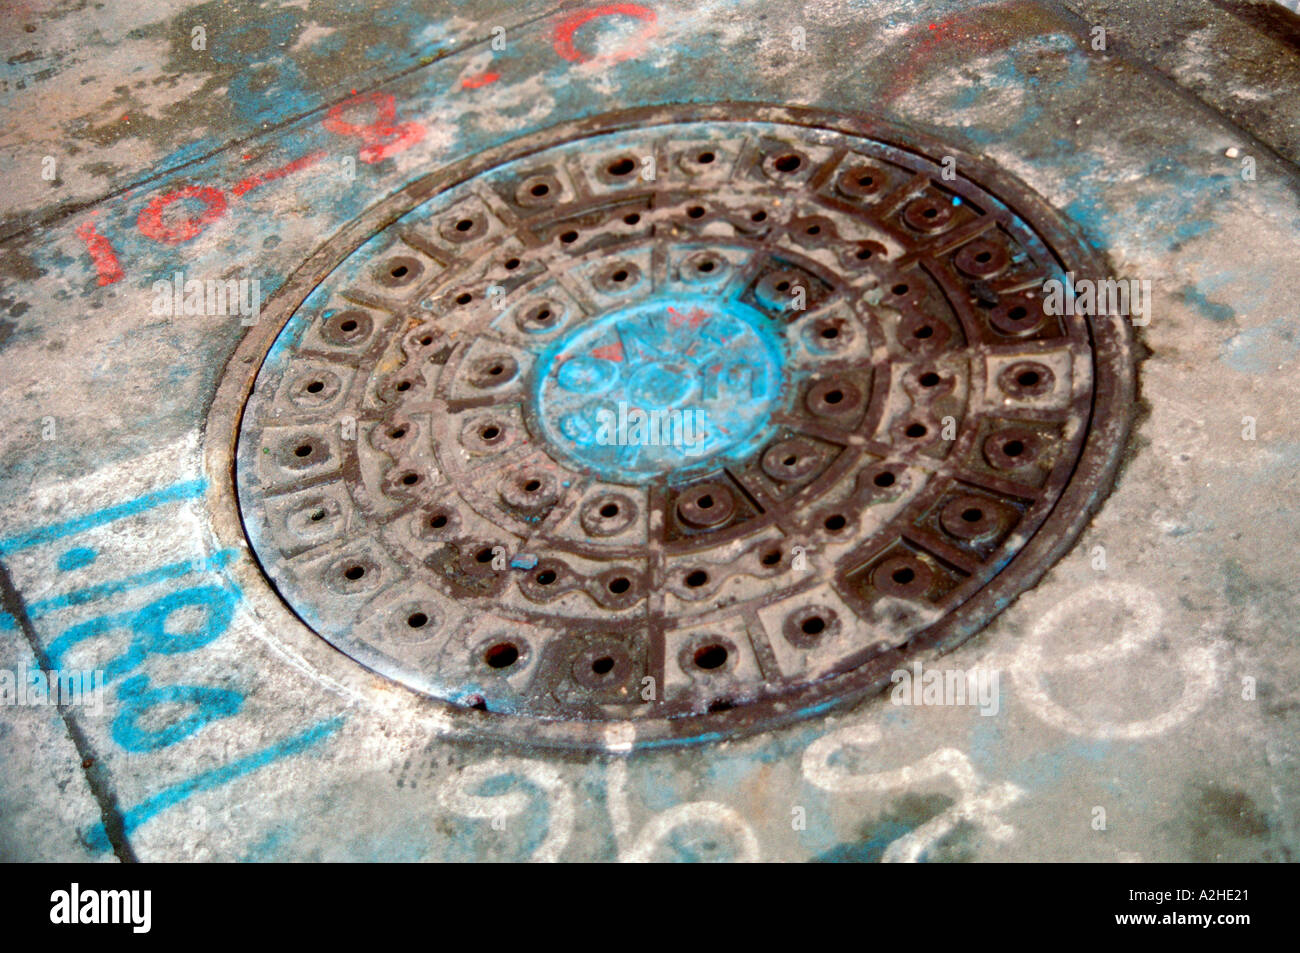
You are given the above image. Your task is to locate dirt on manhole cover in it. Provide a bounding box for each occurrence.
[212,104,1134,750]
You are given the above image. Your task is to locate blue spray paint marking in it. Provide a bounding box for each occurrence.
[83,716,346,853]
[0,550,237,631]
[0,478,205,556]
[45,579,240,682]
[0,478,248,763]
[533,293,788,482]
[112,674,244,752]
[2,477,346,852]
[1182,283,1235,323]
[56,547,97,571]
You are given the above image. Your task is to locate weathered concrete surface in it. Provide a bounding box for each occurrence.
[0,0,1297,861]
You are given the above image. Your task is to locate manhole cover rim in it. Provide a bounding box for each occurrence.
[204,102,1135,752]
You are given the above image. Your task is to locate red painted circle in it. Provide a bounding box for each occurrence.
[553,3,657,64]
[137,186,227,245]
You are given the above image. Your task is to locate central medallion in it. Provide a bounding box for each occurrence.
[535,294,786,481]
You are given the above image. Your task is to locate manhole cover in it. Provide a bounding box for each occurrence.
[222,105,1133,750]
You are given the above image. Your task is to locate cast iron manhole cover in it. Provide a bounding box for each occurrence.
[227,105,1133,749]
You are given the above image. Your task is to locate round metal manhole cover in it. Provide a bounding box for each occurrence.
[224,105,1133,750]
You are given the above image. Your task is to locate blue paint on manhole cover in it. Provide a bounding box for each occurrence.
[534,294,786,481]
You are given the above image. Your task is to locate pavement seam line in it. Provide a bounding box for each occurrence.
[0,559,138,863]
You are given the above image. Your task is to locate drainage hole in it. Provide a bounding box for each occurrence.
[429,514,448,529]
[685,570,709,588]
[825,389,843,403]
[892,567,915,584]
[962,507,984,522]
[504,257,521,270]
[561,230,578,243]
[475,547,495,564]
[774,154,802,172]
[694,644,728,669]
[536,569,557,585]
[824,514,847,531]
[760,548,782,566]
[480,425,501,440]
[407,612,428,628]
[390,264,409,278]
[599,503,619,518]
[388,427,407,439]
[455,218,474,232]
[607,157,636,176]
[309,509,326,522]
[873,471,897,487]
[485,643,519,668]
[294,444,313,457]
[697,151,715,164]
[401,473,419,486]
[905,423,928,438]
[531,183,550,196]
[751,211,767,222]
[343,565,365,581]
[607,577,630,594]
[687,206,705,218]
[913,325,934,339]
[623,213,640,225]
[892,284,909,296]
[801,616,826,635]
[919,372,941,387]
[1003,439,1025,457]
[523,479,541,492]
[1017,371,1040,386]
[592,656,615,675]
[306,380,324,393]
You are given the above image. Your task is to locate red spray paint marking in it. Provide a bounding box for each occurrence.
[136,186,227,245]
[882,0,1036,103]
[553,3,657,64]
[668,305,710,328]
[322,92,426,164]
[135,150,327,245]
[74,218,124,286]
[591,339,624,362]
[232,150,328,197]
[461,71,501,89]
